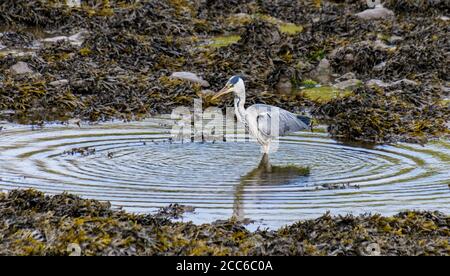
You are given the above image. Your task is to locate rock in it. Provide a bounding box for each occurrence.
[366,79,418,88]
[41,31,88,47]
[275,76,292,93]
[389,35,403,45]
[311,58,332,84]
[439,16,449,21]
[366,79,389,87]
[49,79,69,87]
[10,62,34,75]
[356,5,394,20]
[296,60,314,71]
[169,72,210,87]
[233,13,251,20]
[333,79,362,91]
[336,72,356,82]
[392,79,419,87]
[66,0,81,7]
[344,53,354,63]
[373,61,386,71]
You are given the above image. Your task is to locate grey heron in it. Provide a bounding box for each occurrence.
[212,76,311,154]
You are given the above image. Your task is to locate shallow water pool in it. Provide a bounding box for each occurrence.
[0,117,449,229]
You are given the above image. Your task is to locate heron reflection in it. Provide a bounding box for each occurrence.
[233,154,310,220]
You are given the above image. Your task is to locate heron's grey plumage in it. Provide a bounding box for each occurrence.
[218,76,311,153]
[248,104,310,138]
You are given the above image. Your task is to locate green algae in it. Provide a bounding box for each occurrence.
[279,23,303,35]
[301,86,352,103]
[254,14,303,35]
[271,164,310,176]
[210,35,241,47]
[301,79,318,88]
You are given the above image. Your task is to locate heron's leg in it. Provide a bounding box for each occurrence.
[261,142,271,154]
[258,153,272,173]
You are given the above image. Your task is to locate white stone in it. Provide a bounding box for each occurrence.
[311,58,332,84]
[49,79,69,87]
[41,30,88,47]
[389,35,403,44]
[336,72,356,82]
[66,0,81,8]
[366,79,390,87]
[356,5,394,20]
[169,72,210,87]
[366,79,418,88]
[373,61,386,71]
[333,79,362,90]
[10,62,34,74]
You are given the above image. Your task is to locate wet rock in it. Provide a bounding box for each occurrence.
[344,54,354,63]
[311,58,332,84]
[336,72,356,82]
[373,61,386,71]
[41,31,88,47]
[275,76,292,93]
[366,79,418,88]
[392,79,419,87]
[169,72,210,87]
[366,79,389,87]
[66,0,81,8]
[333,79,362,91]
[10,62,34,75]
[355,5,395,20]
[388,35,403,45]
[49,79,69,87]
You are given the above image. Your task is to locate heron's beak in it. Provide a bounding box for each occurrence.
[211,86,233,101]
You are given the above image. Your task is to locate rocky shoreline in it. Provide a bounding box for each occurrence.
[0,0,448,143]
[0,189,449,256]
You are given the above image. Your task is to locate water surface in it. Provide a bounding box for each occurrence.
[0,118,449,229]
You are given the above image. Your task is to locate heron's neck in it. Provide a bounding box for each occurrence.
[234,94,246,124]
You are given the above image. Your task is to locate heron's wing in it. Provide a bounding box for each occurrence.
[252,104,310,137]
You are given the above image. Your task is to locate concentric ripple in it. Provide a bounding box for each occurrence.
[1,118,449,229]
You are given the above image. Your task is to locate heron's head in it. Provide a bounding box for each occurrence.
[212,76,245,100]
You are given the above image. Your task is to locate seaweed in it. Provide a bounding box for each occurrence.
[0,189,449,256]
[0,0,448,143]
